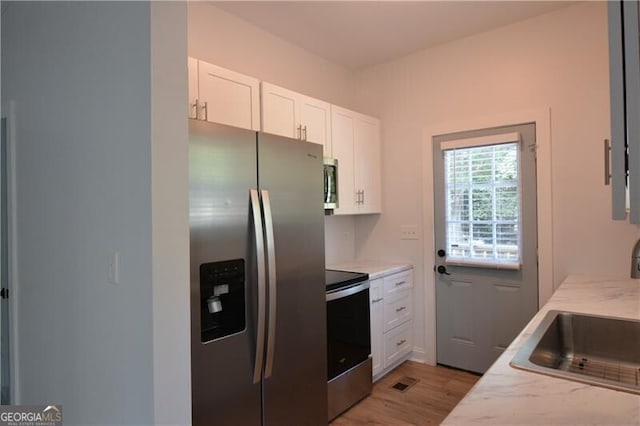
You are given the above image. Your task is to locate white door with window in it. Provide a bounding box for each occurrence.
[433,123,538,373]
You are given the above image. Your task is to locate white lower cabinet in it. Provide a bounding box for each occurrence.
[383,291,412,333]
[383,319,413,369]
[370,268,414,381]
[369,278,384,377]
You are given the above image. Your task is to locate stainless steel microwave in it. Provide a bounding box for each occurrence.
[324,157,338,210]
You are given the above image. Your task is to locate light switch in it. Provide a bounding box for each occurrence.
[400,225,419,240]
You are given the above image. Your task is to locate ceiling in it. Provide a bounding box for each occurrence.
[215,1,575,70]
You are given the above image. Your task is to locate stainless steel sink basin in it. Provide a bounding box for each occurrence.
[510,310,640,394]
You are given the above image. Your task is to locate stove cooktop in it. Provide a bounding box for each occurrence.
[325,269,369,292]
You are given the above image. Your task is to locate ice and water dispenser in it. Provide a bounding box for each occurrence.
[199,259,246,342]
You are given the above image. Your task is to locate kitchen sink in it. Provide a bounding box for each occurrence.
[510,310,640,394]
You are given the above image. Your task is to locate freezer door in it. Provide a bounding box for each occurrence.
[189,120,262,425]
[258,134,328,425]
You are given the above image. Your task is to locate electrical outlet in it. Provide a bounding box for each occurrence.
[400,225,419,240]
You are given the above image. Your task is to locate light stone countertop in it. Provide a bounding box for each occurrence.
[326,260,412,280]
[443,275,640,425]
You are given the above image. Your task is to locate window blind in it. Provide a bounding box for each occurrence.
[440,132,520,151]
[443,136,522,269]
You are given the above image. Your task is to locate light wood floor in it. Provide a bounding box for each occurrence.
[330,361,481,426]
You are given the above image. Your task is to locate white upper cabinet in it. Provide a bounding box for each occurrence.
[331,107,357,214]
[187,59,381,212]
[299,96,332,155]
[261,82,298,139]
[331,105,381,215]
[261,82,332,156]
[188,57,260,131]
[355,115,382,213]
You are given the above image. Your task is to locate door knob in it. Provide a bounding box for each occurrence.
[436,265,451,275]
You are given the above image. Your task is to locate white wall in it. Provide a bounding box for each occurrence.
[188,2,359,265]
[2,2,158,424]
[352,2,640,360]
[187,2,355,111]
[324,215,356,265]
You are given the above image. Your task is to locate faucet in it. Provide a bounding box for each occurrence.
[632,239,640,279]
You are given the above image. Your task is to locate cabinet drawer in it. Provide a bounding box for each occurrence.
[383,270,413,296]
[383,320,413,369]
[383,290,412,333]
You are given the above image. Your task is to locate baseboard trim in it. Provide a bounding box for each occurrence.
[409,348,432,365]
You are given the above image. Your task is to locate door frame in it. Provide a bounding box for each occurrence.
[421,108,552,366]
[1,100,19,402]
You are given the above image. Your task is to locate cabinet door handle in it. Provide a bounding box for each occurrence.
[201,101,208,121]
[371,297,383,304]
[303,125,307,141]
[604,139,611,186]
[396,339,406,347]
[395,281,406,287]
[191,99,199,119]
[296,125,302,139]
[362,190,365,205]
[395,306,406,313]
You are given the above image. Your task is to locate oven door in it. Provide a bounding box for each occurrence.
[326,282,371,381]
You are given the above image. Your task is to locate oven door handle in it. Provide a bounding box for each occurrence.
[326,282,370,302]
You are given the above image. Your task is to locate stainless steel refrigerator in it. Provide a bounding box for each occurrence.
[189,119,327,425]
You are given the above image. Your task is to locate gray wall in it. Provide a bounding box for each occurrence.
[150,2,191,424]
[2,2,154,424]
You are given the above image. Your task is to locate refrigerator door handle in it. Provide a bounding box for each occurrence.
[261,189,277,379]
[250,189,267,384]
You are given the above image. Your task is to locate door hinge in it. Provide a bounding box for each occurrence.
[0,288,8,299]
[529,143,538,163]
